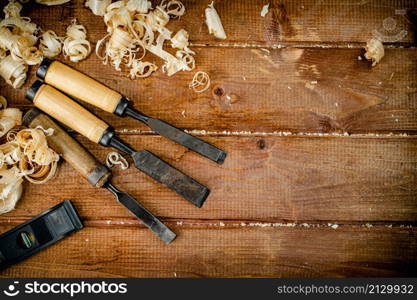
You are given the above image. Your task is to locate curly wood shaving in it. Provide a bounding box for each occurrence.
[147,44,191,76]
[104,1,133,31]
[39,30,62,58]
[129,60,157,79]
[146,6,170,32]
[0,166,23,214]
[0,97,59,214]
[10,36,43,65]
[4,0,22,18]
[189,71,210,93]
[12,128,59,183]
[0,17,38,36]
[171,29,194,54]
[35,0,71,5]
[99,27,139,71]
[106,151,129,170]
[0,55,28,88]
[176,50,195,70]
[159,0,185,18]
[85,0,112,16]
[0,0,69,89]
[127,0,152,14]
[94,0,195,78]
[364,38,384,67]
[205,1,227,39]
[0,108,22,138]
[260,3,270,17]
[63,19,91,62]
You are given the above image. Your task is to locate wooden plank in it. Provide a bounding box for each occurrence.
[0,135,416,222]
[20,0,417,45]
[0,225,415,277]
[3,46,417,133]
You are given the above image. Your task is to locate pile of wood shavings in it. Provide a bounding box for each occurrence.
[89,0,196,78]
[0,96,59,214]
[0,0,90,88]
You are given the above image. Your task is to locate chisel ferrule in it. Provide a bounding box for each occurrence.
[98,128,136,156]
[36,57,53,80]
[113,96,130,117]
[26,80,44,103]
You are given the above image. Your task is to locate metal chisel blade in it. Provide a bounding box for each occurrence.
[147,118,227,164]
[133,150,210,208]
[106,183,176,244]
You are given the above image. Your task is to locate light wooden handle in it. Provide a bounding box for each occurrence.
[33,84,110,144]
[23,109,111,187]
[44,60,123,113]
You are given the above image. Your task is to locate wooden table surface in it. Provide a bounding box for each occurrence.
[1,0,416,277]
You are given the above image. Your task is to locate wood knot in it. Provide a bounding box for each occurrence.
[257,139,266,150]
[213,86,225,96]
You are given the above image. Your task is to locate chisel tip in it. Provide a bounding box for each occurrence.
[161,228,177,244]
[215,151,227,165]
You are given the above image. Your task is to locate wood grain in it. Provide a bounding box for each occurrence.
[0,134,416,222]
[2,1,416,133]
[33,84,110,143]
[0,0,416,278]
[0,225,415,277]
[21,0,417,45]
[44,60,122,114]
[4,46,417,133]
[25,111,111,187]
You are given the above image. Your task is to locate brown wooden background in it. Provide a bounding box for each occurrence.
[0,0,416,277]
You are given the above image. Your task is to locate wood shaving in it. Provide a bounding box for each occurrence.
[0,97,59,214]
[159,0,185,18]
[0,55,28,88]
[364,38,384,67]
[93,0,195,78]
[3,0,22,18]
[106,151,129,170]
[63,19,91,62]
[39,30,62,58]
[85,0,112,16]
[171,29,194,54]
[189,71,210,93]
[205,1,227,39]
[129,60,157,79]
[260,3,269,17]
[35,0,71,5]
[0,0,69,89]
[127,0,152,14]
[0,96,21,138]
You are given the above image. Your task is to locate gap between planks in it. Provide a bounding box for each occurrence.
[0,218,415,229]
[116,129,414,138]
[189,42,417,50]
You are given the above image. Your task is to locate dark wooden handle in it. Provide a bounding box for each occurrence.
[24,109,111,187]
[32,84,110,144]
[44,61,123,114]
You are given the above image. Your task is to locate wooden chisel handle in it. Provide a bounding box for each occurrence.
[38,59,122,114]
[26,81,110,144]
[23,108,111,187]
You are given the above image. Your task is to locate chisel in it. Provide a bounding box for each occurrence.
[26,81,210,208]
[36,58,227,164]
[23,108,176,244]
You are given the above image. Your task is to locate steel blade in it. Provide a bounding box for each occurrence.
[105,183,176,244]
[133,150,210,208]
[147,118,227,164]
